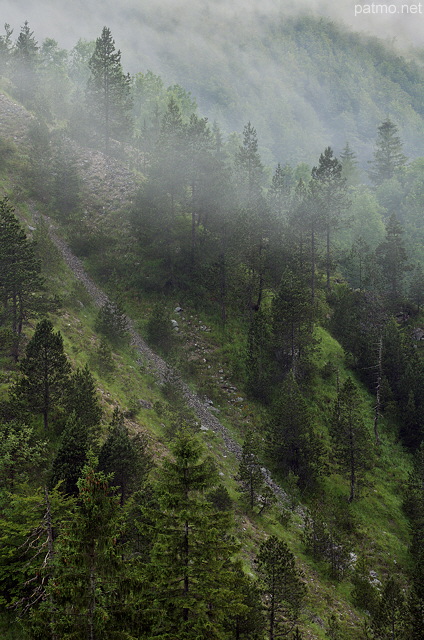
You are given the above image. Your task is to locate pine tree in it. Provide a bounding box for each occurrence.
[369,118,407,185]
[266,373,324,491]
[255,535,306,640]
[86,26,132,153]
[16,319,71,430]
[372,576,406,639]
[376,214,410,307]
[0,198,47,360]
[94,300,128,346]
[271,264,313,378]
[236,431,266,510]
[330,377,372,502]
[0,419,46,490]
[340,141,360,185]
[311,147,351,290]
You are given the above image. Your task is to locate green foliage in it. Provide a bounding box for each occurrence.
[236,430,268,511]
[94,300,128,346]
[86,26,133,152]
[329,377,372,503]
[50,412,89,495]
[145,302,175,354]
[0,198,48,360]
[0,419,46,490]
[15,318,71,430]
[255,535,306,639]
[64,364,102,433]
[98,408,152,504]
[144,430,244,639]
[369,119,407,186]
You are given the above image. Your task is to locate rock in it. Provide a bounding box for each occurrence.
[174,306,183,313]
[171,319,179,327]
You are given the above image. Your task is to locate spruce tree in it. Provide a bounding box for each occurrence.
[65,365,102,434]
[311,146,350,291]
[41,458,134,640]
[12,20,39,106]
[145,430,244,639]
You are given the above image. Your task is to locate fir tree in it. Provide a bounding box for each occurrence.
[145,430,244,638]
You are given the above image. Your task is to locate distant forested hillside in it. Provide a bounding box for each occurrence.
[132,12,424,166]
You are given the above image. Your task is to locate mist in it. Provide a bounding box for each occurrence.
[2,0,423,72]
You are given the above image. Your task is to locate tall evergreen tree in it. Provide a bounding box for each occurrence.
[0,198,47,360]
[255,535,306,640]
[369,118,407,185]
[311,147,350,291]
[145,430,243,639]
[50,412,89,496]
[236,431,267,510]
[376,214,410,307]
[86,26,132,153]
[266,373,324,491]
[65,365,102,434]
[16,319,71,430]
[98,408,152,505]
[330,377,372,502]
[12,21,39,106]
[41,458,134,640]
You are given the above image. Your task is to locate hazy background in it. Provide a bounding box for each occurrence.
[2,0,423,72]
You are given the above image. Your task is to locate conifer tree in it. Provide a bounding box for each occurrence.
[98,408,152,505]
[50,412,89,496]
[65,365,102,434]
[86,26,132,153]
[376,214,409,307]
[330,377,372,502]
[42,458,134,640]
[145,430,243,638]
[12,21,39,105]
[311,147,350,291]
[236,430,266,510]
[369,118,407,185]
[0,198,47,360]
[16,319,71,430]
[266,373,324,491]
[255,535,306,640]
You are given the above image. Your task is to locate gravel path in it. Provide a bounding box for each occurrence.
[40,214,287,503]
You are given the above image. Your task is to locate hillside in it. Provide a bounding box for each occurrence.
[0,13,424,640]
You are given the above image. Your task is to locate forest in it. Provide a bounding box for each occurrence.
[0,11,424,640]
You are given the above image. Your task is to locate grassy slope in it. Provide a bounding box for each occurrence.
[0,106,413,640]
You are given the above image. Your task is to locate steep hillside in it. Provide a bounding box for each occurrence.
[0,87,419,640]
